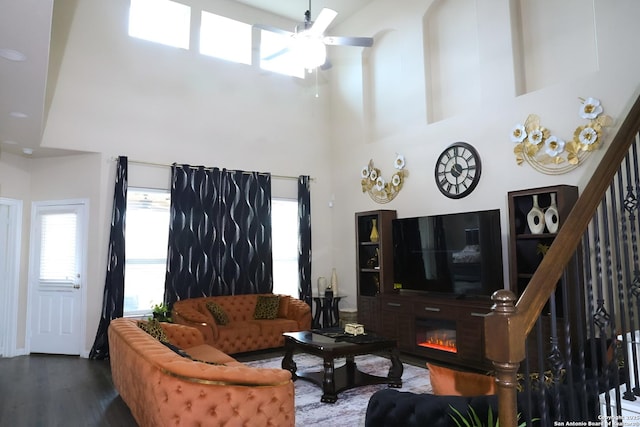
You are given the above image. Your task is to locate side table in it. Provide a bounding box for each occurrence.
[312,295,345,329]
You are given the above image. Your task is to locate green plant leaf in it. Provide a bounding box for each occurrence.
[449,405,472,427]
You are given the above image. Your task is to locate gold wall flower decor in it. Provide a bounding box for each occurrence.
[360,154,408,204]
[511,97,613,175]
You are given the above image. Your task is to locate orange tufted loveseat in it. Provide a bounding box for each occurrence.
[108,317,295,427]
[171,294,311,355]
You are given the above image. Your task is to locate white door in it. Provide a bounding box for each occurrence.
[29,200,87,355]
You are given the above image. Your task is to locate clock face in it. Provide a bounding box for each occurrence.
[434,142,482,199]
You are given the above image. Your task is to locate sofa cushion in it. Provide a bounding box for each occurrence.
[137,319,169,342]
[277,295,291,318]
[427,363,496,396]
[206,301,230,325]
[254,295,280,319]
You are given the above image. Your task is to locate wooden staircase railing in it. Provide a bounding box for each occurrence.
[485,92,640,427]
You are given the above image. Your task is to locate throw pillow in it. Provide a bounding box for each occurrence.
[205,301,229,325]
[277,295,291,318]
[427,363,496,396]
[254,295,280,320]
[137,319,169,343]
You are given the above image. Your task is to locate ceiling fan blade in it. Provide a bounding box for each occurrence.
[261,47,290,61]
[309,8,337,35]
[320,59,332,71]
[323,36,374,47]
[253,23,293,37]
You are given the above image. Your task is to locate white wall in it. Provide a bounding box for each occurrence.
[2,0,335,355]
[328,0,640,309]
[2,0,640,355]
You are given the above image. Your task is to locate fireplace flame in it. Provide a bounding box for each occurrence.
[418,332,457,353]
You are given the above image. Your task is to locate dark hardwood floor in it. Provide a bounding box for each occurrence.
[0,354,137,427]
[0,349,428,426]
[0,349,287,427]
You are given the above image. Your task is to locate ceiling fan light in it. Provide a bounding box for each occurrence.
[292,35,326,70]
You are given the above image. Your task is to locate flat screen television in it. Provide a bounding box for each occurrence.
[392,209,504,298]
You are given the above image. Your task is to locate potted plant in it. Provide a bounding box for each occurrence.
[151,302,172,322]
[449,405,536,427]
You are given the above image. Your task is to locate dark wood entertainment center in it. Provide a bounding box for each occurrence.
[355,210,494,371]
[356,186,582,372]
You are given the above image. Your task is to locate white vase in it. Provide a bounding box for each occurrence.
[330,268,338,295]
[545,193,559,233]
[527,194,546,234]
[317,277,327,295]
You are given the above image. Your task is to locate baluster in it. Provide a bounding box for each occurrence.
[534,317,550,426]
[602,194,622,414]
[560,267,577,418]
[576,231,595,418]
[583,227,610,417]
[547,292,563,420]
[628,139,640,396]
[608,177,629,406]
[619,154,639,398]
[593,200,615,415]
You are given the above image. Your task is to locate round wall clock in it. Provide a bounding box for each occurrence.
[434,142,482,199]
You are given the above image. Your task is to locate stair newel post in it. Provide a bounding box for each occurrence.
[485,289,524,427]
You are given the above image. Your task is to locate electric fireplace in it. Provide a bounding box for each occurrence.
[416,318,457,353]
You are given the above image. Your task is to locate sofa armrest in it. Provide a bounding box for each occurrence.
[172,306,218,342]
[160,322,205,348]
[287,298,312,330]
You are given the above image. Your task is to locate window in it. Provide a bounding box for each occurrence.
[272,199,300,297]
[200,12,252,64]
[128,0,191,49]
[39,211,78,283]
[260,30,305,79]
[124,189,171,315]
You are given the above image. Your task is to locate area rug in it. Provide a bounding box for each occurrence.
[245,354,432,426]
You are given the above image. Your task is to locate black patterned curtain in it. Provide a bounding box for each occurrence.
[164,165,272,304]
[298,175,312,306]
[164,165,221,302]
[219,170,272,295]
[89,156,127,360]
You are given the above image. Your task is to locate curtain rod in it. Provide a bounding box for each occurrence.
[114,157,314,182]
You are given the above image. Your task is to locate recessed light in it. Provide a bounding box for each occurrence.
[9,111,28,119]
[0,48,26,61]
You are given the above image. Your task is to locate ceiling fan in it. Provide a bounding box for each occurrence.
[255,1,374,70]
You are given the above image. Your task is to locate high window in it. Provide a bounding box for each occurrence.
[200,11,252,64]
[123,189,170,316]
[127,0,305,78]
[128,0,191,49]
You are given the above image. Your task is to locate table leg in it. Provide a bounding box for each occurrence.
[331,298,341,327]
[387,347,403,388]
[321,357,337,403]
[322,298,332,328]
[312,299,323,329]
[281,340,298,380]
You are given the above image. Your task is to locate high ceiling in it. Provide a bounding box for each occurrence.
[0,0,369,158]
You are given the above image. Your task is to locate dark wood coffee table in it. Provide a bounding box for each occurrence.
[281,330,403,403]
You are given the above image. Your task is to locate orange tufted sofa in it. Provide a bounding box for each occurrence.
[108,317,295,427]
[171,294,311,355]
